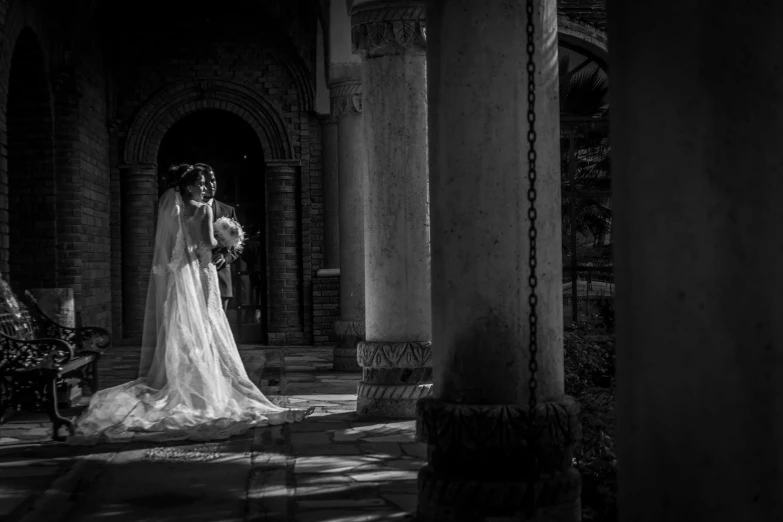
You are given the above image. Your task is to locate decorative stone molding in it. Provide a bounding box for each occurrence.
[333,320,366,372]
[334,320,366,337]
[357,382,432,400]
[357,340,432,368]
[330,81,362,117]
[351,2,426,57]
[416,396,582,476]
[362,367,431,385]
[417,396,581,450]
[417,466,581,518]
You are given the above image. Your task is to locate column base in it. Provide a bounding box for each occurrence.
[416,397,583,520]
[356,382,432,418]
[355,340,433,419]
[333,320,365,372]
[416,466,581,522]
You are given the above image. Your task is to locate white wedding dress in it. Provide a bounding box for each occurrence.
[69,190,311,444]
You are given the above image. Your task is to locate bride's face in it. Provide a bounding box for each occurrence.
[188,174,206,202]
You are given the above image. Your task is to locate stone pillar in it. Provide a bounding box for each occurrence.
[351,1,432,417]
[331,75,366,372]
[610,2,783,521]
[265,160,304,346]
[416,1,581,520]
[321,115,340,270]
[119,163,157,339]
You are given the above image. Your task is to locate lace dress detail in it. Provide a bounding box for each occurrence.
[69,199,312,444]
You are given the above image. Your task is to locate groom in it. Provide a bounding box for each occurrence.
[195,163,240,311]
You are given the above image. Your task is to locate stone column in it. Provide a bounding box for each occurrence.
[320,115,340,270]
[331,76,366,372]
[610,2,783,521]
[351,1,432,417]
[119,163,157,339]
[265,160,304,346]
[416,1,581,520]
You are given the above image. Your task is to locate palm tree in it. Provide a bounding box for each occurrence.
[559,54,611,263]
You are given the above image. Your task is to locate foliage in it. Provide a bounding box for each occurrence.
[564,324,617,522]
[560,54,612,259]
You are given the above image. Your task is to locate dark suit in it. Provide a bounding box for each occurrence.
[210,199,239,300]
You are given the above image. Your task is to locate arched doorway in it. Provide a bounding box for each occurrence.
[6,28,56,289]
[157,109,268,343]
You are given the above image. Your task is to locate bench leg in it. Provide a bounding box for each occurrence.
[42,372,74,441]
[90,360,99,393]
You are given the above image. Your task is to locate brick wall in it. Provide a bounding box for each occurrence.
[75,43,111,329]
[313,275,339,345]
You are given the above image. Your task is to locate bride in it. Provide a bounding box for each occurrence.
[70,164,312,444]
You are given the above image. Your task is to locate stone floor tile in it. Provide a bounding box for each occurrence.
[295,498,388,510]
[295,444,362,456]
[347,466,419,483]
[380,481,419,495]
[363,433,416,443]
[333,429,370,442]
[290,431,331,446]
[401,443,427,459]
[0,466,61,477]
[381,493,418,513]
[358,442,402,458]
[293,455,380,474]
[290,421,348,433]
[383,459,426,471]
[0,491,29,516]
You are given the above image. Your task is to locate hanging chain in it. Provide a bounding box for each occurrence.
[525,0,540,420]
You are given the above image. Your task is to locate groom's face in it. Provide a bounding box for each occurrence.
[204,171,217,199]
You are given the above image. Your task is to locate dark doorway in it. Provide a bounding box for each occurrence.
[6,28,56,288]
[158,109,267,343]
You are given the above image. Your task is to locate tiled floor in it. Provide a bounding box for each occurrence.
[0,347,422,522]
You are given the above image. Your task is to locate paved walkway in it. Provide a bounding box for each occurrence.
[0,347,422,522]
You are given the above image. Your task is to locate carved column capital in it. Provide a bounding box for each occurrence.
[357,340,431,368]
[330,80,363,117]
[351,2,426,58]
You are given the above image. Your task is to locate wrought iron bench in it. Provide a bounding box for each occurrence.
[0,291,111,441]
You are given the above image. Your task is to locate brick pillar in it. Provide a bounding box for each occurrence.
[265,160,304,346]
[119,163,157,339]
[416,1,581,520]
[321,116,340,270]
[331,72,366,372]
[352,1,432,417]
[53,70,83,317]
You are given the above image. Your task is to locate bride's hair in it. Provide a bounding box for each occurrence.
[178,165,205,198]
[165,163,194,189]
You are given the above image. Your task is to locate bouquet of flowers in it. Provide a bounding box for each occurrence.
[214,216,246,254]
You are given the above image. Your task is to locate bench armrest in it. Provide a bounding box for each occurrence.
[23,292,112,351]
[0,334,75,372]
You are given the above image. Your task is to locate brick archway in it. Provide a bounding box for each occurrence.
[123,78,296,165]
[5,27,56,289]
